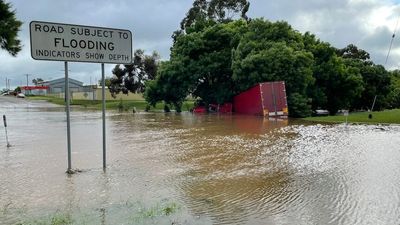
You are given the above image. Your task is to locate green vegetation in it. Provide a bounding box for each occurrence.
[17,201,180,225]
[0,0,22,56]
[142,0,400,117]
[132,202,180,223]
[27,96,194,112]
[106,49,160,97]
[303,109,400,124]
[18,213,73,225]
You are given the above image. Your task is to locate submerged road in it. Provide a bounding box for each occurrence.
[0,96,400,225]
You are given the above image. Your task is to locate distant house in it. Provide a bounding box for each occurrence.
[42,78,84,94]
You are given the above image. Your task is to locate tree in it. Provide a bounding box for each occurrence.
[232,19,314,117]
[180,0,250,31]
[304,36,364,114]
[107,49,160,97]
[0,0,22,56]
[315,56,364,115]
[388,70,400,108]
[146,2,389,116]
[98,77,112,87]
[146,20,247,111]
[32,78,43,85]
[337,44,391,111]
[144,60,190,111]
[337,44,371,64]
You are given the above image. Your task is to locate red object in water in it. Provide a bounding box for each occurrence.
[233,81,288,117]
[192,106,207,113]
[193,103,232,114]
[208,103,232,113]
[218,103,232,113]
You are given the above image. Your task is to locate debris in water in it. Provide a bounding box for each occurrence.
[66,168,83,174]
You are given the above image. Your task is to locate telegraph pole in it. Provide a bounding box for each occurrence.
[25,74,31,95]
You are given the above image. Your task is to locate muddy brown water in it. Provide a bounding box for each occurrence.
[0,96,400,225]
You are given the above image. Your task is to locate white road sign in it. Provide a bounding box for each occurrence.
[30,21,132,64]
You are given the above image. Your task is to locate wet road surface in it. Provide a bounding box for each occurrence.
[0,96,400,224]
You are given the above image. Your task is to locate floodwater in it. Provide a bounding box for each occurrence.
[0,96,400,225]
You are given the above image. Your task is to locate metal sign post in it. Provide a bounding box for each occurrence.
[30,20,132,172]
[3,115,11,147]
[101,63,106,169]
[344,110,349,125]
[65,62,72,171]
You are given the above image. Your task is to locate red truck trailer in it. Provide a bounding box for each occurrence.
[233,81,288,117]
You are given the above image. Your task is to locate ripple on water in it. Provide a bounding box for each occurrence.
[2,103,400,225]
[169,123,400,225]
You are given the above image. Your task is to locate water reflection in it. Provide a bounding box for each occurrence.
[1,97,400,225]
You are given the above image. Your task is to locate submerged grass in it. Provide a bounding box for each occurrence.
[132,201,180,223]
[18,213,73,225]
[16,200,180,225]
[303,109,400,124]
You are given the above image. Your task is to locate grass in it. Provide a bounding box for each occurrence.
[27,96,195,112]
[303,109,400,124]
[17,201,180,225]
[133,201,180,222]
[18,213,73,225]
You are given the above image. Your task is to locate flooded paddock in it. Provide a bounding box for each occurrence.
[1,96,400,225]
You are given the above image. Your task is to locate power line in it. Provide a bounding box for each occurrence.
[385,16,400,65]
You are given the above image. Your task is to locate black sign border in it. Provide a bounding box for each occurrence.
[29,20,133,64]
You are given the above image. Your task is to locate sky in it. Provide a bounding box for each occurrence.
[1,0,400,89]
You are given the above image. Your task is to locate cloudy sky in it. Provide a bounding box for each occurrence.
[1,0,400,89]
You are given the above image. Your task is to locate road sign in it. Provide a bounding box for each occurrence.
[30,21,132,64]
[29,20,132,171]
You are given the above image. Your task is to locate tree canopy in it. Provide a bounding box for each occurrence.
[146,20,247,111]
[32,78,44,85]
[144,0,396,117]
[180,0,250,30]
[107,49,160,98]
[232,20,315,117]
[0,0,22,56]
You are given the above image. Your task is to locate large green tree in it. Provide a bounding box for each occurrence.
[146,20,247,111]
[180,0,250,30]
[304,36,364,115]
[337,44,391,111]
[0,0,22,56]
[145,59,190,112]
[232,20,314,117]
[107,49,160,97]
[388,70,400,108]
[145,1,393,116]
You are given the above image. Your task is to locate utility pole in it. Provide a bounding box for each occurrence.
[25,74,31,95]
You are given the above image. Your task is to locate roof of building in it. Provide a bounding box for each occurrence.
[43,77,84,86]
